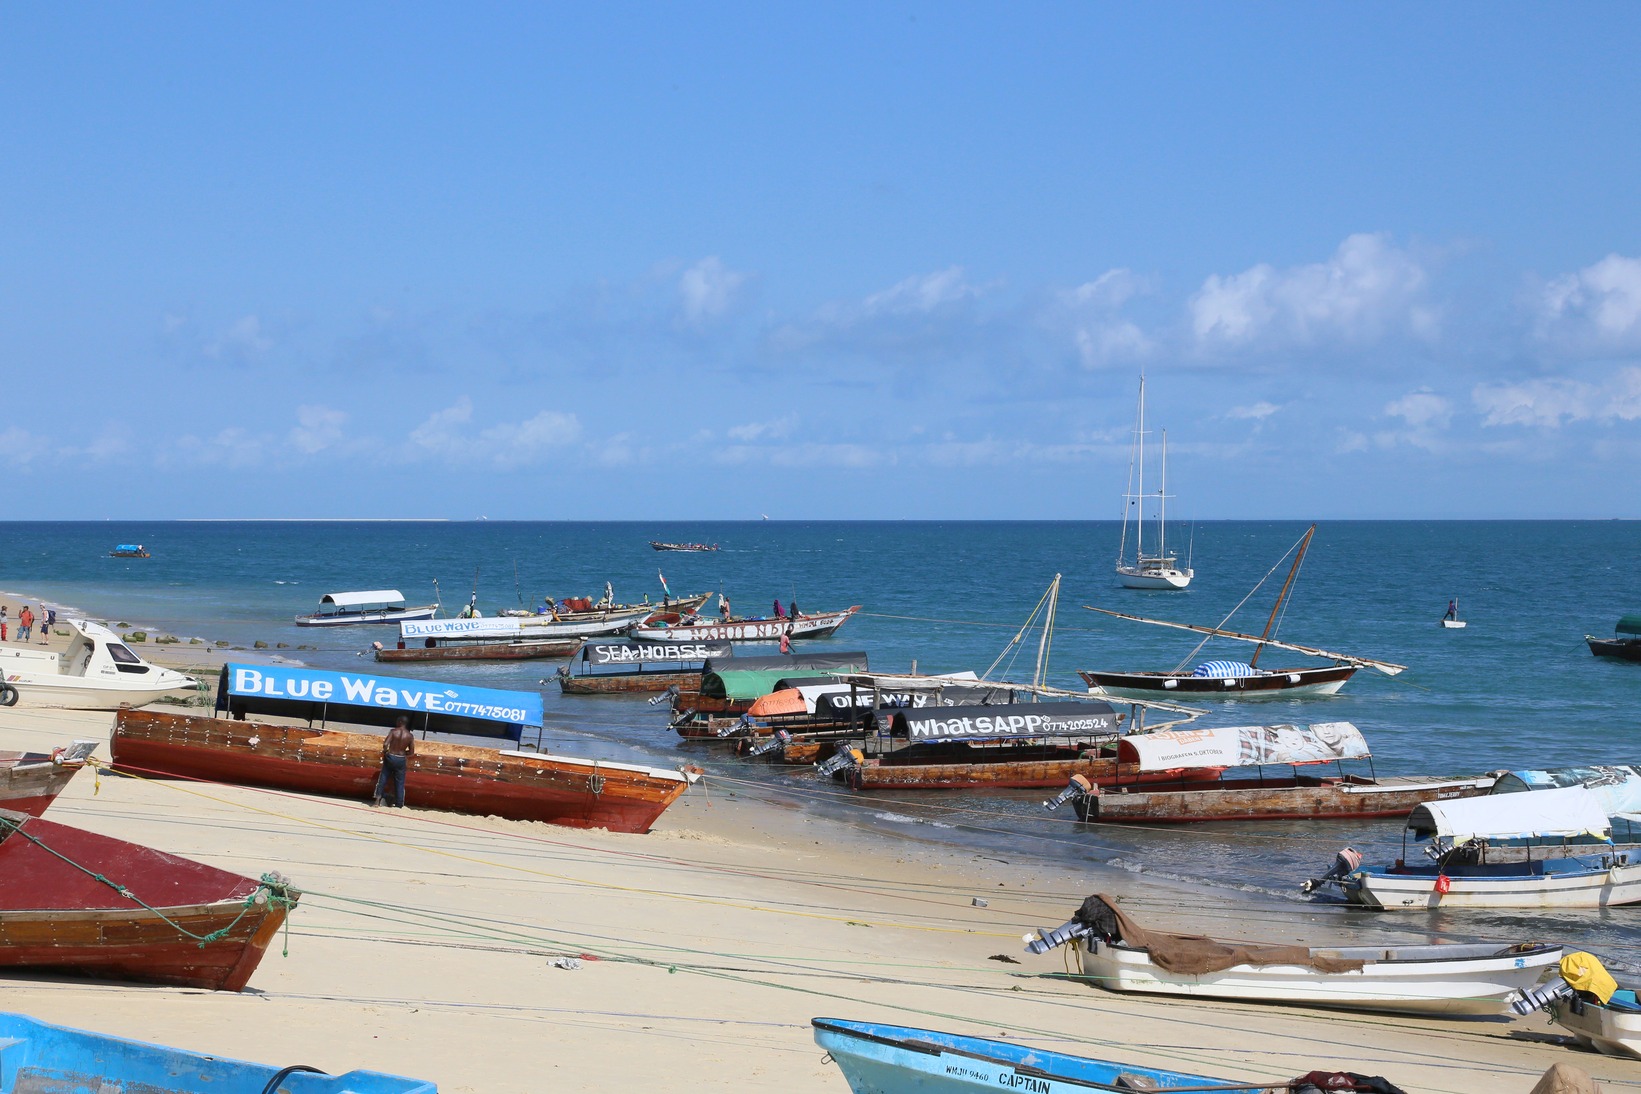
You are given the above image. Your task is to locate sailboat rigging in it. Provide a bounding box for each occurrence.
[1115,376,1192,590]
[1081,524,1403,699]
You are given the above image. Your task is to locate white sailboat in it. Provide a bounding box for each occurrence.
[1115,376,1192,589]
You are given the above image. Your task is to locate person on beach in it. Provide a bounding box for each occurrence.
[40,608,54,643]
[0,604,8,642]
[373,715,415,808]
[16,606,32,643]
[779,628,792,655]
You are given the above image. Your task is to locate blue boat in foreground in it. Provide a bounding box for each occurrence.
[0,1012,437,1093]
[813,1018,1292,1093]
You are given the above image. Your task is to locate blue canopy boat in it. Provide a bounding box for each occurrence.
[108,544,150,558]
[0,1011,436,1092]
[811,1017,1391,1093]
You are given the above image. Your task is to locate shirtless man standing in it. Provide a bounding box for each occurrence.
[374,715,416,807]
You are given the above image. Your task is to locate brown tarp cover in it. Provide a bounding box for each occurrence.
[1076,894,1365,976]
[1528,1063,1599,1094]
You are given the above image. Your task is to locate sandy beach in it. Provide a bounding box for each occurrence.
[0,601,1632,1093]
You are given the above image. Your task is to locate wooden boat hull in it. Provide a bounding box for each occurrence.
[812,1018,1247,1093]
[0,750,87,816]
[1588,637,1641,662]
[560,670,703,695]
[375,638,581,663]
[295,605,438,627]
[1080,663,1357,700]
[1078,937,1561,1016]
[1554,998,1641,1059]
[849,750,1219,792]
[0,810,296,991]
[630,606,861,643]
[0,1012,436,1092]
[1346,858,1641,910]
[1075,775,1492,824]
[111,708,694,834]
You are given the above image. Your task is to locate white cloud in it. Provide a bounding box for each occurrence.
[679,256,747,323]
[1535,254,1641,354]
[289,405,348,454]
[203,315,274,361]
[1190,233,1435,352]
[726,415,795,443]
[1384,390,1452,429]
[862,267,981,315]
[1225,401,1281,421]
[408,398,580,468]
[1473,366,1641,428]
[1061,269,1150,312]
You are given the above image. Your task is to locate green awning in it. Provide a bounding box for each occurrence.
[701,668,835,701]
[1617,615,1641,637]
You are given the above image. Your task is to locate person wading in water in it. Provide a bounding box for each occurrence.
[374,715,415,807]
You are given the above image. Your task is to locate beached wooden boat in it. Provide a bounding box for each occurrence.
[557,637,736,694]
[295,589,439,627]
[1082,525,1406,700]
[630,605,861,643]
[1319,786,1641,910]
[812,1018,1328,1094]
[1026,893,1561,1016]
[0,740,97,816]
[0,620,200,710]
[665,653,870,735]
[0,1011,436,1092]
[1047,722,1492,823]
[111,708,699,834]
[0,807,298,991]
[375,635,583,663]
[1586,614,1641,662]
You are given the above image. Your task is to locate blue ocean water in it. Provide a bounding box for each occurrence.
[3,519,1639,961]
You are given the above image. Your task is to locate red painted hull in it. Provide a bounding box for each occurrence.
[112,709,693,834]
[0,750,86,817]
[375,638,582,663]
[0,809,295,991]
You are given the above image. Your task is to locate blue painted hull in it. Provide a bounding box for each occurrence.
[0,1012,436,1093]
[812,1018,1264,1093]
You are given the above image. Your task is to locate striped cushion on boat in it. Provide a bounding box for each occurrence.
[1192,660,1256,678]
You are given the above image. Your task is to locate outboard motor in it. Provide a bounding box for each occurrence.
[746,729,791,758]
[1043,774,1093,812]
[1510,979,1576,1016]
[1300,847,1363,894]
[716,713,755,739]
[1023,919,1092,956]
[815,748,863,778]
[649,685,680,707]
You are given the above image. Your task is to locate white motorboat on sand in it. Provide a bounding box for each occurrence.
[0,620,199,710]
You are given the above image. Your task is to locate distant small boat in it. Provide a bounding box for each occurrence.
[1442,597,1467,629]
[649,541,719,552]
[812,1017,1350,1094]
[108,543,150,558]
[1026,893,1561,1016]
[1114,377,1192,590]
[294,589,440,627]
[0,1011,435,1092]
[0,807,298,991]
[1587,614,1641,662]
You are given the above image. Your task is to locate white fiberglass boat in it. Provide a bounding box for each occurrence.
[0,621,199,710]
[1114,376,1192,590]
[1026,894,1559,1016]
[294,590,439,627]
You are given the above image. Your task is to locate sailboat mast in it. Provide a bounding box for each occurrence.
[1135,376,1147,559]
[1250,523,1316,668]
[1158,429,1168,563]
[1033,574,1061,691]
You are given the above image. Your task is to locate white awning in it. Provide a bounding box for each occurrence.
[1116,722,1369,772]
[1408,785,1613,844]
[320,590,406,608]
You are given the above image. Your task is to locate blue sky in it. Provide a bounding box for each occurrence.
[2,4,1639,519]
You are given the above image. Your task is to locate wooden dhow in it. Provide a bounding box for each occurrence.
[111,708,700,834]
[630,605,861,643]
[1082,525,1406,699]
[1046,722,1492,824]
[0,807,298,991]
[558,637,736,694]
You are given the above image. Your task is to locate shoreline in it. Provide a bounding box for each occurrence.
[0,590,1627,1091]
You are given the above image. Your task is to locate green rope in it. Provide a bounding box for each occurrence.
[0,816,299,947]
